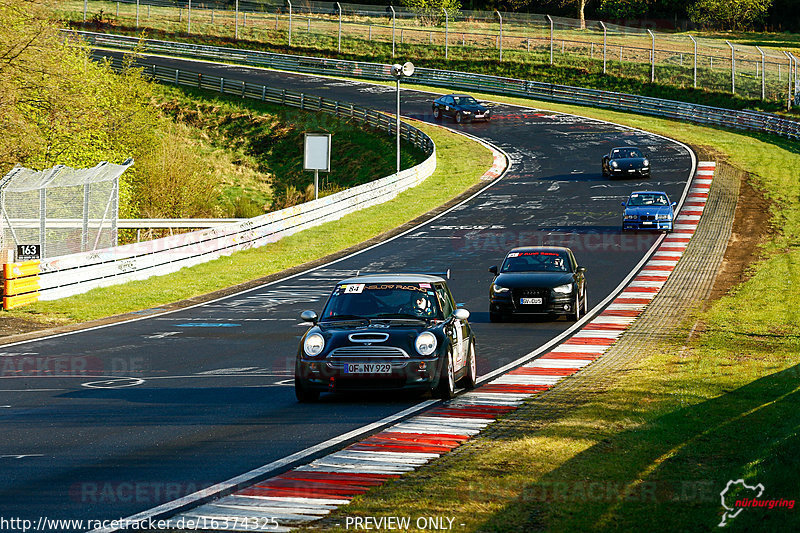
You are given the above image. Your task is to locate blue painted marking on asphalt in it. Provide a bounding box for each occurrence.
[176,323,242,328]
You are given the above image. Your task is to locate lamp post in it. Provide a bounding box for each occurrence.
[391,62,414,176]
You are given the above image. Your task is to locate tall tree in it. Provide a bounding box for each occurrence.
[689,0,773,30]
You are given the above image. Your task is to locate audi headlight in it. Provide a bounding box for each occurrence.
[624,214,638,220]
[493,284,510,294]
[643,159,650,167]
[611,161,619,168]
[415,332,438,356]
[553,283,573,294]
[303,333,325,356]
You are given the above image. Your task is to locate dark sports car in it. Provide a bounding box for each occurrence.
[294,274,477,402]
[488,247,587,322]
[621,190,676,232]
[432,94,491,123]
[602,146,650,178]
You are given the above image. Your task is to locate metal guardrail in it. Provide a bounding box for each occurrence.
[73,30,800,140]
[30,47,439,301]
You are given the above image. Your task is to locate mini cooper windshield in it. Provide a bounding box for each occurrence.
[321,283,444,321]
[501,250,571,273]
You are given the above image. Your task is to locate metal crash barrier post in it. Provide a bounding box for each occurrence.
[3,260,41,310]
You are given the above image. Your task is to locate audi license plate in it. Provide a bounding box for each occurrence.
[520,297,543,305]
[344,363,392,374]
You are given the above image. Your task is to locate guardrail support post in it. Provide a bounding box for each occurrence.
[647,29,655,82]
[784,51,794,110]
[337,2,342,53]
[288,0,292,47]
[235,0,239,40]
[756,46,765,100]
[599,21,607,74]
[726,40,735,94]
[444,9,448,60]
[389,6,396,59]
[547,15,553,65]
[495,10,502,62]
[688,35,697,88]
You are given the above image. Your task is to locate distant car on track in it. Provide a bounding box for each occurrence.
[488,247,587,322]
[432,94,491,123]
[602,146,650,178]
[621,190,676,232]
[294,273,476,402]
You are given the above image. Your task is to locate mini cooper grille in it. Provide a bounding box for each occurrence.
[329,346,409,359]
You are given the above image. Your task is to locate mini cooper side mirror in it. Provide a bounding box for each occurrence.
[300,310,318,324]
[453,308,470,321]
[488,265,498,275]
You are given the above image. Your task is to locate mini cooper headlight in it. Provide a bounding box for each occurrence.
[415,332,438,356]
[643,159,650,167]
[656,214,672,220]
[611,161,619,168]
[624,214,638,220]
[492,284,510,294]
[553,283,573,294]
[303,333,325,356]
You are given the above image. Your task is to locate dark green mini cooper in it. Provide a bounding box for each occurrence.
[294,274,477,402]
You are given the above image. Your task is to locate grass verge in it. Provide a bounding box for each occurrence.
[3,120,492,326]
[296,90,800,531]
[152,84,424,216]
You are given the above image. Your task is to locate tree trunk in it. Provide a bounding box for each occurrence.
[579,0,586,29]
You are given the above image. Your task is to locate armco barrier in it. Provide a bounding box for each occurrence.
[3,261,41,310]
[37,152,436,301]
[70,30,800,140]
[29,53,439,302]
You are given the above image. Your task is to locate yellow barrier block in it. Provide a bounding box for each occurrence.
[4,277,40,296]
[3,291,39,310]
[3,260,41,279]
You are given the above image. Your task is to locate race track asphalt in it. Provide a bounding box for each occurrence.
[0,53,694,529]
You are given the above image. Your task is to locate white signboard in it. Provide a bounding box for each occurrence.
[304,133,331,172]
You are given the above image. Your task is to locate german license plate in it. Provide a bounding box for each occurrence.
[628,169,636,172]
[520,297,543,305]
[344,363,392,374]
[642,221,653,225]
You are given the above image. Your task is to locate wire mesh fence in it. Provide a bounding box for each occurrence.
[0,160,131,260]
[63,0,799,107]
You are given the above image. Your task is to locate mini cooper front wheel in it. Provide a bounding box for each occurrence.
[456,340,477,390]
[436,349,456,400]
[294,375,320,403]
